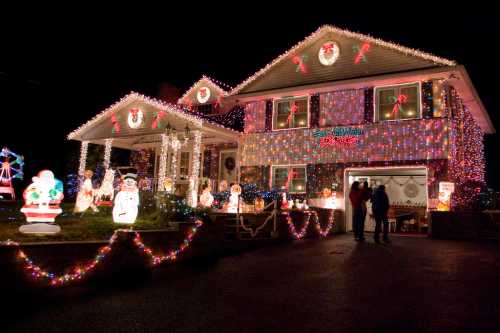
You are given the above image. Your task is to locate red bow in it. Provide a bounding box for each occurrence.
[111,113,120,133]
[199,88,207,98]
[322,42,334,54]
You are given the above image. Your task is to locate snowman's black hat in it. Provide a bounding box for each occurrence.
[123,173,137,180]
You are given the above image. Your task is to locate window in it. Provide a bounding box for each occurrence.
[179,152,190,177]
[273,97,308,130]
[376,83,420,121]
[272,166,306,193]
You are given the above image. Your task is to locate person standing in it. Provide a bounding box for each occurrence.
[349,181,364,241]
[372,185,390,244]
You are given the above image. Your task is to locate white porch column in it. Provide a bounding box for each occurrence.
[170,137,180,191]
[103,138,113,169]
[187,130,202,207]
[157,133,170,191]
[78,141,89,177]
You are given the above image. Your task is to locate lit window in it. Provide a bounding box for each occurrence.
[273,97,308,130]
[272,166,306,193]
[376,83,420,121]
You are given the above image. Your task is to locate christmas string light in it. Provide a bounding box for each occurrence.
[285,209,335,239]
[7,220,203,287]
[230,25,455,95]
[103,139,113,169]
[78,141,88,177]
[177,75,230,105]
[157,133,170,191]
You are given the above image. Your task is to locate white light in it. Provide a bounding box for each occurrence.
[113,174,139,224]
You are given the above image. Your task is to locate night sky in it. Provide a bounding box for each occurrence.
[1,9,499,190]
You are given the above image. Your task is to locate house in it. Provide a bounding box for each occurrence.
[68,25,493,232]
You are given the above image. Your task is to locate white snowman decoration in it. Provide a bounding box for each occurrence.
[112,173,139,224]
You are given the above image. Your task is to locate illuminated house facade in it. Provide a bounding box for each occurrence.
[69,26,493,232]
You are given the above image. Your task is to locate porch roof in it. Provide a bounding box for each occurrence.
[67,92,241,149]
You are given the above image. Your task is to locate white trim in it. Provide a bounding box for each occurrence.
[373,81,422,122]
[271,164,307,194]
[271,95,310,132]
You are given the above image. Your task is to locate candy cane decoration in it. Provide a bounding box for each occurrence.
[111,113,120,133]
[292,54,308,74]
[151,110,167,129]
[287,102,298,125]
[390,94,408,116]
[353,42,371,64]
[284,170,298,191]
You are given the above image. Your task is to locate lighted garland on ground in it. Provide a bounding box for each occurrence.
[285,210,334,239]
[3,220,202,287]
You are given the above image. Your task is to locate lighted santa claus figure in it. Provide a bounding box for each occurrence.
[19,170,64,234]
[112,173,139,224]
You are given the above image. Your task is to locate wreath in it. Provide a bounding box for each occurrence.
[224,156,235,172]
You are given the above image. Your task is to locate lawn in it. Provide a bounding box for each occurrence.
[0,200,195,243]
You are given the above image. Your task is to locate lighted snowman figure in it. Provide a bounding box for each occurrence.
[112,173,139,224]
[20,170,64,234]
[226,184,241,213]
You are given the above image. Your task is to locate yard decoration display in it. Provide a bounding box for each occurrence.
[113,173,139,224]
[286,209,335,239]
[163,177,174,193]
[292,54,308,74]
[74,170,99,213]
[5,220,203,286]
[225,184,241,213]
[437,181,455,211]
[95,168,115,206]
[199,184,214,208]
[19,170,64,234]
[0,147,24,200]
[318,41,340,66]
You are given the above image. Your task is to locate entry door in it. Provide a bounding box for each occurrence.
[219,150,237,185]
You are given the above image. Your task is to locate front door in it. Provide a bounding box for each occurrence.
[219,150,237,186]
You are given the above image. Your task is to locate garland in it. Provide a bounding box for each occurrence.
[285,210,334,239]
[4,220,202,286]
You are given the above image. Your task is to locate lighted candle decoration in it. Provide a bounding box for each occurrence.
[112,173,139,224]
[19,170,64,234]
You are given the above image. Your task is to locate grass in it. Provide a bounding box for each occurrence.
[0,201,187,243]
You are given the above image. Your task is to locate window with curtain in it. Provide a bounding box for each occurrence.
[376,83,420,121]
[272,166,306,193]
[273,97,308,130]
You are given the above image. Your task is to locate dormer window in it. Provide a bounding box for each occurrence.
[375,83,420,121]
[273,97,309,130]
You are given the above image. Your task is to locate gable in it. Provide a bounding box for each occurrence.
[179,76,228,106]
[233,26,455,95]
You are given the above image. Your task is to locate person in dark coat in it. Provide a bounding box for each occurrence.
[349,181,364,241]
[372,185,390,243]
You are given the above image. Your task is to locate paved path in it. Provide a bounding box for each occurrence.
[6,235,500,332]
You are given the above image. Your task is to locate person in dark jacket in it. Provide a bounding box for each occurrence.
[349,181,364,241]
[372,185,390,243]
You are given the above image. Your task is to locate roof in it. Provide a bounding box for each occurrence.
[178,75,231,105]
[67,92,241,141]
[230,25,456,95]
